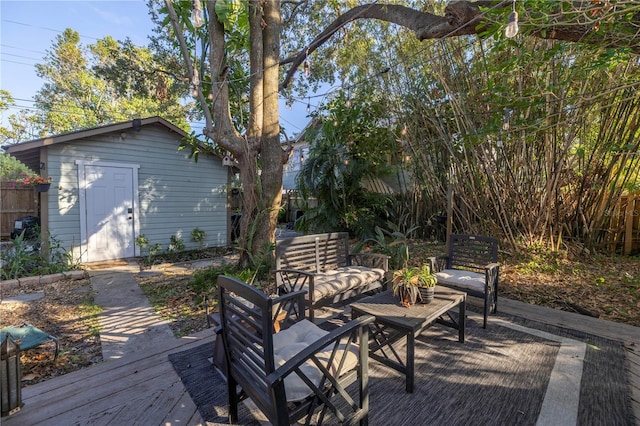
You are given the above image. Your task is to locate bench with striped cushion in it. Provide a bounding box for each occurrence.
[275,232,389,321]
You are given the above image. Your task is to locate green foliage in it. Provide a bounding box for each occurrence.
[512,243,564,274]
[135,234,149,249]
[135,234,163,266]
[169,235,184,252]
[1,229,81,280]
[295,89,397,238]
[190,227,206,248]
[393,265,436,286]
[1,27,192,142]
[167,235,185,261]
[391,264,436,306]
[0,231,39,280]
[79,296,103,337]
[148,0,250,141]
[46,234,84,274]
[356,224,420,271]
[189,264,235,306]
[188,260,274,308]
[0,89,12,110]
[241,240,275,286]
[0,154,35,182]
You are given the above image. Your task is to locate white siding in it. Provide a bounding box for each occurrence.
[45,123,227,261]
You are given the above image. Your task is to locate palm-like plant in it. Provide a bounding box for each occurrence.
[294,89,397,237]
[392,265,437,307]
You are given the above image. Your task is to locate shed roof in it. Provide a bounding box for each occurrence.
[3,117,191,172]
[3,116,187,154]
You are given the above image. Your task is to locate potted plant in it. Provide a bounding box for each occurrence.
[22,175,53,192]
[415,264,438,304]
[392,265,437,307]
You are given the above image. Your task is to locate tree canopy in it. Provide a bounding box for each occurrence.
[1,28,192,143]
[157,0,638,262]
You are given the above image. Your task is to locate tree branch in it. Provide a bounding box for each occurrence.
[280,1,639,89]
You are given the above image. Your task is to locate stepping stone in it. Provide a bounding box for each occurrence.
[1,292,45,304]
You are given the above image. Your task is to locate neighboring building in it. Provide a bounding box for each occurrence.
[282,139,310,191]
[283,118,409,196]
[4,117,229,263]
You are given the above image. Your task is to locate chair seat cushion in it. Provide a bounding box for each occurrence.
[272,319,359,402]
[310,266,385,300]
[435,269,486,292]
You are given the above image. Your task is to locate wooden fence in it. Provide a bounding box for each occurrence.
[603,192,640,255]
[1,183,38,240]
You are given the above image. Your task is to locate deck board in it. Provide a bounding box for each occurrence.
[4,330,213,426]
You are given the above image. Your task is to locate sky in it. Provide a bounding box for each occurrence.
[0,0,311,139]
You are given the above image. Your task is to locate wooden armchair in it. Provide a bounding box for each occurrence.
[429,234,499,328]
[217,275,374,425]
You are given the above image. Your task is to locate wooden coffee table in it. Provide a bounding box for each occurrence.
[350,286,466,392]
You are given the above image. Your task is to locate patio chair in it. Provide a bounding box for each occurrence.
[0,322,59,360]
[218,275,374,426]
[429,234,499,328]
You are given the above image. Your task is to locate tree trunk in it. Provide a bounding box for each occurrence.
[236,0,284,268]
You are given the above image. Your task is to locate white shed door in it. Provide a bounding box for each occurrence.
[84,164,134,261]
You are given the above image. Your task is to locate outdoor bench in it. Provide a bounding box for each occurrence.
[275,232,389,321]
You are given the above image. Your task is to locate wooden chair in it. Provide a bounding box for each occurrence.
[429,234,499,328]
[218,275,373,425]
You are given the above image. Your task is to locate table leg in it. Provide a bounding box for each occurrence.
[459,296,466,343]
[406,332,415,393]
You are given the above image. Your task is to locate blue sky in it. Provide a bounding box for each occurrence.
[0,0,310,138]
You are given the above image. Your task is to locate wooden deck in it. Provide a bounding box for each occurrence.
[2,298,639,425]
[3,329,215,425]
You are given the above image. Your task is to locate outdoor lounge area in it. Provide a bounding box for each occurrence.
[2,0,639,423]
[2,285,638,425]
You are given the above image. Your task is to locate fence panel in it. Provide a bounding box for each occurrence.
[603,193,640,255]
[1,183,38,240]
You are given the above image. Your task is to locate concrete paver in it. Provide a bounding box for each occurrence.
[91,269,174,361]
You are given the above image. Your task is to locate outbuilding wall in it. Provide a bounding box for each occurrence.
[44,123,227,262]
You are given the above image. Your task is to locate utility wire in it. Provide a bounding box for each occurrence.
[2,19,100,40]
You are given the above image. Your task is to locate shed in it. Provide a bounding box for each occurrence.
[4,117,230,263]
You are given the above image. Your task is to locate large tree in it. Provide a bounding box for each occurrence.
[0,29,193,143]
[161,0,638,266]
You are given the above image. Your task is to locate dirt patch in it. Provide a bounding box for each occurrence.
[1,278,102,386]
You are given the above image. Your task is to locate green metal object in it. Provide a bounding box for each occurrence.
[0,323,59,360]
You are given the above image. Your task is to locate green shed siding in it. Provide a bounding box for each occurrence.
[43,122,227,262]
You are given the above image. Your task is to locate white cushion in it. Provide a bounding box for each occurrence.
[309,266,385,300]
[436,269,486,292]
[272,319,359,402]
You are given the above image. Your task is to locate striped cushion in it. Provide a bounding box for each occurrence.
[310,266,385,300]
[273,319,359,402]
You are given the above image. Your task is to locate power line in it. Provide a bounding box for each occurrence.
[1,44,47,55]
[2,59,35,68]
[2,52,42,61]
[2,19,100,40]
